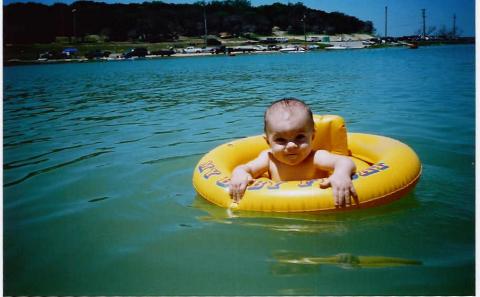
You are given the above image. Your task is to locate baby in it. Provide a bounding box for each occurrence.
[229,98,357,207]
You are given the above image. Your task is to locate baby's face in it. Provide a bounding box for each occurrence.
[265,111,314,166]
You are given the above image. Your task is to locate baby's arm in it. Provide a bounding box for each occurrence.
[314,150,357,207]
[229,150,270,202]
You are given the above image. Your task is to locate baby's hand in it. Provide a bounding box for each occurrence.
[229,167,254,203]
[320,173,357,207]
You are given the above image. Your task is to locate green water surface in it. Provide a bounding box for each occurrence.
[4,45,475,295]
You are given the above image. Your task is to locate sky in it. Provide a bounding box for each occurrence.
[3,0,476,37]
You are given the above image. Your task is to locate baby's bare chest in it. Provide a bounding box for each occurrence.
[268,157,328,181]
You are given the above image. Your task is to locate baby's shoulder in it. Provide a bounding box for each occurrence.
[252,149,273,166]
[258,148,272,156]
[313,149,331,158]
[312,149,334,164]
[260,149,274,161]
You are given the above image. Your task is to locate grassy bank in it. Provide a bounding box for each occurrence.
[4,38,208,61]
[4,34,369,61]
[4,35,474,63]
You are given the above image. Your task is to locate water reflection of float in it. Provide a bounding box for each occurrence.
[272,250,421,273]
[193,115,421,212]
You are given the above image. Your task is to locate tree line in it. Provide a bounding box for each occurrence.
[4,0,374,44]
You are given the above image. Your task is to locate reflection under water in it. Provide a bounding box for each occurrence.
[192,192,419,234]
[198,214,348,234]
[193,195,346,230]
[272,250,421,272]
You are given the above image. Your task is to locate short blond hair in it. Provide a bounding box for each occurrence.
[264,98,314,134]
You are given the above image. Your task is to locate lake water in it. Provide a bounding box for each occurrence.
[4,45,475,295]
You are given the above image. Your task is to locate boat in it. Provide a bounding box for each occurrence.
[407,42,419,49]
[325,45,347,50]
[279,46,306,53]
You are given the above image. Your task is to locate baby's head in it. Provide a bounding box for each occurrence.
[264,98,315,165]
[264,98,314,134]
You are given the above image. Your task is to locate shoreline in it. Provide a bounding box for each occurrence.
[4,40,474,67]
[4,50,281,66]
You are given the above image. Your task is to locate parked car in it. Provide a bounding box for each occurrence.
[150,49,175,56]
[201,47,218,53]
[253,45,268,51]
[183,46,203,53]
[38,51,68,60]
[124,47,148,58]
[231,45,256,53]
[212,46,227,54]
[62,47,78,57]
[85,50,111,60]
[267,45,281,51]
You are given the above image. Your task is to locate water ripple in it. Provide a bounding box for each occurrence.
[4,150,112,187]
[4,136,52,148]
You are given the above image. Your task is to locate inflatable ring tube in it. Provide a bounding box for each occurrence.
[193,115,422,212]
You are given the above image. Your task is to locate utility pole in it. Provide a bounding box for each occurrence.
[303,14,307,49]
[452,14,456,38]
[203,0,208,46]
[421,8,426,39]
[71,8,77,43]
[384,6,388,37]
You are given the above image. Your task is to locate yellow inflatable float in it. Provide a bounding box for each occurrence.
[193,115,421,212]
